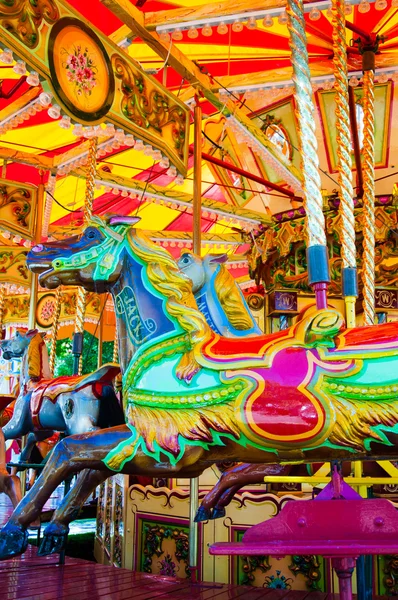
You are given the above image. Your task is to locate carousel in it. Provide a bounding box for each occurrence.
[0,0,397,598]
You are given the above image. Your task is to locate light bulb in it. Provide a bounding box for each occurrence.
[175,174,184,186]
[124,134,135,146]
[103,123,115,136]
[13,60,26,75]
[344,3,353,14]
[115,128,125,142]
[59,115,71,129]
[358,0,371,12]
[323,79,335,90]
[171,28,183,41]
[143,144,153,156]
[135,139,144,151]
[0,48,13,64]
[232,20,243,32]
[246,17,257,30]
[153,149,162,161]
[278,11,289,25]
[309,7,321,20]
[72,123,84,136]
[83,126,95,138]
[187,26,199,39]
[26,71,40,86]
[217,22,228,35]
[378,73,388,83]
[159,31,170,43]
[202,24,213,37]
[39,91,52,106]
[48,104,61,119]
[167,165,177,178]
[375,0,387,8]
[159,156,169,169]
[392,71,398,82]
[262,15,274,27]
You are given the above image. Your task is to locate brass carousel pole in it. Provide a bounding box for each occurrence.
[49,286,62,376]
[189,98,202,581]
[72,137,98,375]
[28,172,46,330]
[287,0,330,309]
[0,285,5,336]
[332,0,358,328]
[358,41,378,326]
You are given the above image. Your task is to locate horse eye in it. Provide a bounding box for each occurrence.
[86,230,96,239]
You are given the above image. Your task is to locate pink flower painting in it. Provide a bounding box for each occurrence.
[64,45,97,99]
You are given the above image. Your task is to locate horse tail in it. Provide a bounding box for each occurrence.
[97,385,125,428]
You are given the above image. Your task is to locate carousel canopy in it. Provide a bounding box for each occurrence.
[0,0,397,288]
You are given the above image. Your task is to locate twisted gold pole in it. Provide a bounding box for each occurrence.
[287,0,326,248]
[75,286,87,375]
[331,0,357,328]
[0,286,5,334]
[49,286,62,375]
[361,69,375,326]
[113,327,119,364]
[74,137,98,374]
[332,0,355,269]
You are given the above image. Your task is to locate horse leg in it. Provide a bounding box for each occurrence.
[0,428,22,509]
[210,484,241,520]
[39,469,110,556]
[196,463,291,522]
[20,431,54,464]
[2,394,33,441]
[0,424,132,559]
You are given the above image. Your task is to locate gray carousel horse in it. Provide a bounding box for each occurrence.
[0,330,124,463]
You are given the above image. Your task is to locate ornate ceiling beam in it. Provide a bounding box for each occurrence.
[0,146,53,170]
[101,0,303,195]
[143,0,286,30]
[74,167,272,227]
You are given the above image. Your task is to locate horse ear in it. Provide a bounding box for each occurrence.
[208,254,228,264]
[108,216,141,226]
[26,329,38,339]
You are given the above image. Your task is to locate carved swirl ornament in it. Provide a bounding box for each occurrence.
[111,55,187,158]
[0,0,59,49]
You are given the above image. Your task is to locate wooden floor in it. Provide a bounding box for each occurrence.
[0,546,326,600]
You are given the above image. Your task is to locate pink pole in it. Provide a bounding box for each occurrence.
[332,557,356,600]
[313,282,329,309]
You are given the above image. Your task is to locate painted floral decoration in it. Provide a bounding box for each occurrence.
[264,570,293,589]
[65,46,98,97]
[40,298,55,322]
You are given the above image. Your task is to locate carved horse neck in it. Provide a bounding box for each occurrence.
[20,334,51,392]
[107,249,182,374]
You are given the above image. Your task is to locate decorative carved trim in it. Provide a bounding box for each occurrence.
[0,0,59,49]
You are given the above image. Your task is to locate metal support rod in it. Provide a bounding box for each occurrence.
[193,103,202,256]
[332,557,356,600]
[344,21,371,41]
[189,101,201,579]
[28,175,45,331]
[200,151,296,198]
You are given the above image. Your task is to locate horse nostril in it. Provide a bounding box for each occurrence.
[32,244,44,253]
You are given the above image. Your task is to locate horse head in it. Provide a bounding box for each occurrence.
[27,216,140,291]
[177,252,228,293]
[0,330,39,360]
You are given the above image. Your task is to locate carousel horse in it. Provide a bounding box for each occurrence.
[0,330,124,458]
[177,252,261,336]
[1,215,398,559]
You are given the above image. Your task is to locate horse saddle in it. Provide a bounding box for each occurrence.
[30,364,120,428]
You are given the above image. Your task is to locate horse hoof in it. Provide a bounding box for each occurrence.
[0,523,28,560]
[38,524,69,556]
[210,506,226,520]
[194,506,211,522]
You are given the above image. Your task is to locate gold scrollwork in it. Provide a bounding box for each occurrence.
[0,0,59,49]
[0,185,31,229]
[111,54,186,157]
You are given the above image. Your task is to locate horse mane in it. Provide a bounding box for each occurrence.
[25,333,51,381]
[127,230,212,380]
[214,265,254,330]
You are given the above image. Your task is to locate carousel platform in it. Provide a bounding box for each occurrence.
[0,545,384,600]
